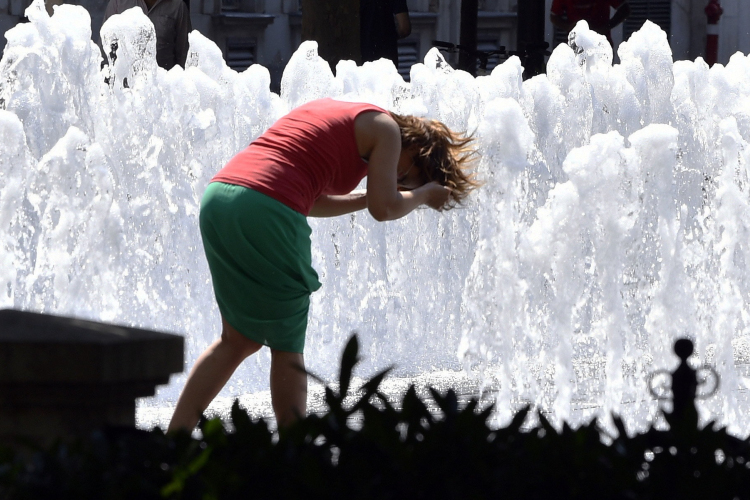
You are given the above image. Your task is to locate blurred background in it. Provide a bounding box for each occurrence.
[0,0,747,91]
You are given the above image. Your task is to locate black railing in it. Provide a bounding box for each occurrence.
[432,40,506,76]
[432,39,550,79]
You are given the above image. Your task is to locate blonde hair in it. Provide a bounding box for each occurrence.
[390,113,480,209]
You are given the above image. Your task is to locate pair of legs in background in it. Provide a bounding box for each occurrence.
[168,316,307,432]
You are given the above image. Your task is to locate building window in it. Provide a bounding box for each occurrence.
[623,0,671,41]
[397,39,419,81]
[225,37,257,71]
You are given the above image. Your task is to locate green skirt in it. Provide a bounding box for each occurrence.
[199,182,322,353]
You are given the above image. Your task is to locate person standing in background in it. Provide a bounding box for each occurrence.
[103,0,191,69]
[45,0,64,15]
[550,0,631,46]
[360,0,411,68]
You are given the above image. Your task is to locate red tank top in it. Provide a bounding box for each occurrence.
[211,98,388,216]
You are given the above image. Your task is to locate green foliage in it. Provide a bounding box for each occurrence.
[3,334,750,499]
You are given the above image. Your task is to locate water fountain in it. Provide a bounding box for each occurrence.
[3,0,750,436]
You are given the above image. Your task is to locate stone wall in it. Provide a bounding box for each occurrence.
[0,309,183,448]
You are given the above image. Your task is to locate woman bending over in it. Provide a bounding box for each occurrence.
[168,98,479,432]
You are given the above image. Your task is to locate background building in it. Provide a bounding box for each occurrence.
[0,0,748,89]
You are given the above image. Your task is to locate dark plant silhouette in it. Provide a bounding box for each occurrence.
[2,335,750,499]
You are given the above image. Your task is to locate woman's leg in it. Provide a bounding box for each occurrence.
[270,349,307,428]
[168,316,263,433]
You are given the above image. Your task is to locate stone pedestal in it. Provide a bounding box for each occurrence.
[0,309,184,448]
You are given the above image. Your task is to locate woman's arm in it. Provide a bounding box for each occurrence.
[357,112,450,221]
[395,12,411,39]
[308,190,368,217]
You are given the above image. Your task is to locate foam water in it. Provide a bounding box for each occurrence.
[3,0,750,436]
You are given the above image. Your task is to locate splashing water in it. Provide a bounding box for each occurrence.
[3,0,750,436]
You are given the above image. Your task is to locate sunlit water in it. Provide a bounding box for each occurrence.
[3,0,750,436]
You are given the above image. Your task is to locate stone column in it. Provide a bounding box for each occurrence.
[0,309,183,448]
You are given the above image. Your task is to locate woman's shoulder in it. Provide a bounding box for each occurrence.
[295,98,389,116]
[353,108,399,157]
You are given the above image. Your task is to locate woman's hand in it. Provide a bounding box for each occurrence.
[418,182,452,211]
[356,112,451,220]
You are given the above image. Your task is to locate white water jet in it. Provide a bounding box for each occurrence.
[3,1,750,436]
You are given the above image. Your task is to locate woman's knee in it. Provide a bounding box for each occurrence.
[271,350,305,373]
[271,349,304,362]
[220,318,263,358]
